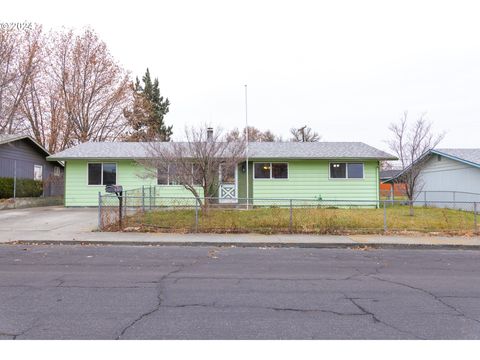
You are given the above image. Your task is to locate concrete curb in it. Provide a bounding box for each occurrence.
[7,240,480,250]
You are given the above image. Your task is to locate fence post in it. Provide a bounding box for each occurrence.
[149,186,152,210]
[424,191,427,207]
[153,186,156,208]
[118,192,123,230]
[124,190,127,218]
[142,185,145,212]
[195,199,199,232]
[474,202,477,234]
[453,191,456,208]
[383,200,387,232]
[98,192,102,230]
[289,199,293,232]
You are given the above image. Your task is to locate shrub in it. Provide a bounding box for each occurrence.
[0,177,43,199]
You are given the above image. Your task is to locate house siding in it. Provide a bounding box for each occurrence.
[64,159,201,206]
[63,158,381,207]
[250,159,379,204]
[414,155,480,206]
[0,138,64,196]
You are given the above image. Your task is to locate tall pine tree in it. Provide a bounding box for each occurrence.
[125,69,172,141]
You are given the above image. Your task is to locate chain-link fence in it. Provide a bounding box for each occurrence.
[98,190,479,235]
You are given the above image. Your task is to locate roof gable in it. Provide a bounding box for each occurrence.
[0,134,64,167]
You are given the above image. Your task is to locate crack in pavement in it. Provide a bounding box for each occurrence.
[343,295,424,339]
[0,331,18,339]
[371,276,480,326]
[159,302,368,318]
[142,298,431,338]
[115,249,220,340]
[8,319,43,340]
[162,273,363,284]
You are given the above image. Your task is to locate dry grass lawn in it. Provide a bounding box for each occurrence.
[116,205,477,235]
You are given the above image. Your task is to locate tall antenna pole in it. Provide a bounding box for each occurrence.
[244,84,249,209]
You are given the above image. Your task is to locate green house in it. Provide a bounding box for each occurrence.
[47,141,396,207]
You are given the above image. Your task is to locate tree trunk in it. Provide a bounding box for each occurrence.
[409,199,414,216]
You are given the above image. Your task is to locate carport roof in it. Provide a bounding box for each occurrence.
[47,141,397,161]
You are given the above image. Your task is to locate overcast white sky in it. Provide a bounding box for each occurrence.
[4,0,480,151]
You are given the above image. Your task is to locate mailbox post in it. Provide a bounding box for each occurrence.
[105,185,123,229]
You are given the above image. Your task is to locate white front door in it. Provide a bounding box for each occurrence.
[219,164,237,203]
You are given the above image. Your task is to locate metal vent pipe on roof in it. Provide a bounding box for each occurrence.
[207,127,213,142]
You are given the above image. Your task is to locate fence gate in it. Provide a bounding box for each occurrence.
[219,164,237,203]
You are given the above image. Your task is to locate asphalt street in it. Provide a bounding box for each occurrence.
[0,244,479,339]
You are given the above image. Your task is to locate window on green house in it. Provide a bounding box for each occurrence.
[254,162,288,179]
[102,163,117,185]
[88,163,116,185]
[272,163,288,179]
[254,163,271,179]
[192,164,203,186]
[330,162,364,179]
[157,164,202,185]
[88,163,102,185]
[157,166,168,185]
[347,163,363,178]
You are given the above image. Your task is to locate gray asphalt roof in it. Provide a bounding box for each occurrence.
[380,169,402,179]
[0,134,29,145]
[1,133,64,166]
[48,141,396,160]
[433,148,480,167]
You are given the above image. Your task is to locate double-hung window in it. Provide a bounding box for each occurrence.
[254,163,288,179]
[329,162,364,179]
[88,163,117,185]
[157,164,203,185]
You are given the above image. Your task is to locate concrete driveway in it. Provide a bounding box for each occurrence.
[0,206,98,242]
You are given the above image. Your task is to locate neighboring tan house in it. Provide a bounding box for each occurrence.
[47,141,395,207]
[389,148,480,209]
[0,134,64,196]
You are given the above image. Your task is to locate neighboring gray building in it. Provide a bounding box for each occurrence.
[0,134,64,196]
[395,148,480,209]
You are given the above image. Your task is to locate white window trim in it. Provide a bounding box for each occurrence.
[253,162,289,180]
[87,162,118,186]
[34,164,43,181]
[328,162,365,180]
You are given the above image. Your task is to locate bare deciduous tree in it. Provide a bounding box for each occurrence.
[4,26,133,152]
[141,126,246,209]
[290,126,321,142]
[0,27,41,134]
[226,126,280,142]
[49,28,132,145]
[388,111,444,215]
[380,161,393,171]
[19,26,72,153]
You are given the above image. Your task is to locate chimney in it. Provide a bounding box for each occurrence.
[207,127,213,142]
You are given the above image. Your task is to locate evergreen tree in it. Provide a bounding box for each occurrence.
[125,68,172,141]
